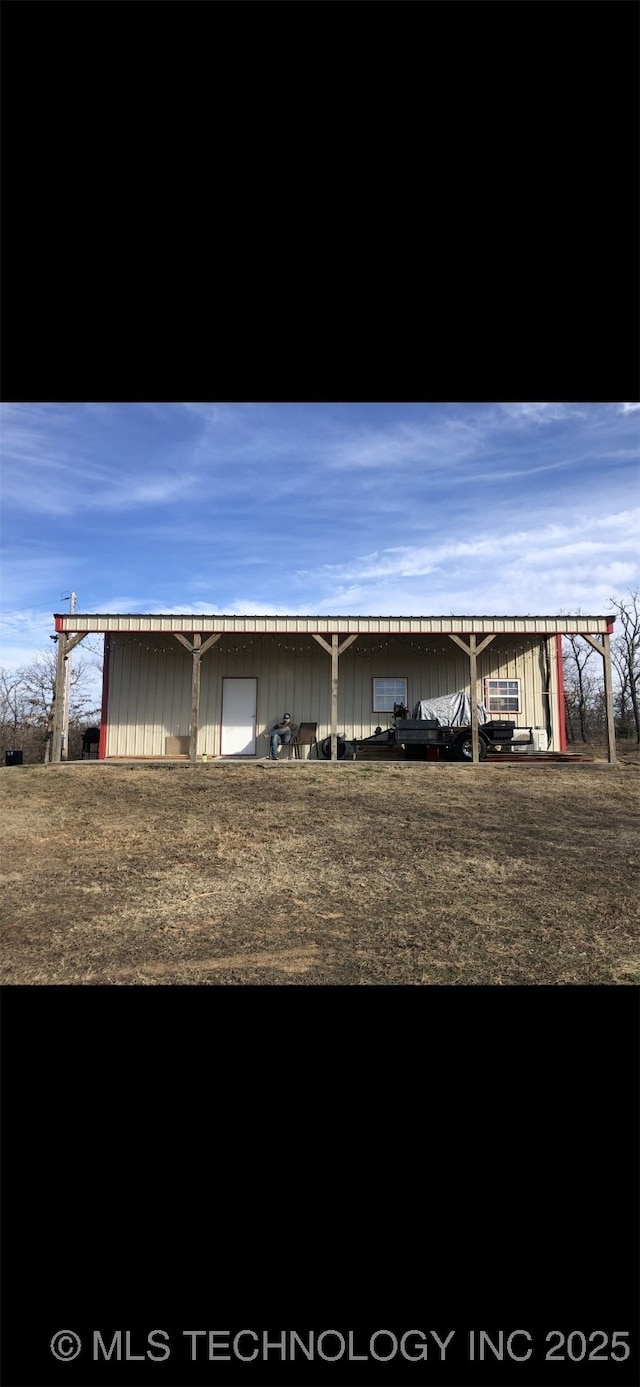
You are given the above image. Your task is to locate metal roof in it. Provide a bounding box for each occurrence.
[54,613,615,636]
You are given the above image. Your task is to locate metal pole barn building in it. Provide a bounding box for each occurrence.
[51,613,618,766]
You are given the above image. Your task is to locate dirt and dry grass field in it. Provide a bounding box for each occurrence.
[1,752,638,985]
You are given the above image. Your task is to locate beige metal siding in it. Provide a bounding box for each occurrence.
[106,633,554,757]
[107,638,191,756]
[478,638,549,742]
[199,640,331,758]
[339,642,468,741]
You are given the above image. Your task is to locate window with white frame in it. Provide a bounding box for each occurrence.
[373,677,408,713]
[484,678,521,715]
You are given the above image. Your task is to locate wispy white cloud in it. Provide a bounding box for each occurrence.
[291,508,640,616]
[92,597,150,613]
[324,415,488,472]
[319,403,610,479]
[139,601,324,617]
[0,403,198,515]
[621,402,640,413]
[2,463,197,516]
[0,607,101,674]
[96,474,197,509]
[0,608,61,651]
[499,403,586,424]
[308,510,638,583]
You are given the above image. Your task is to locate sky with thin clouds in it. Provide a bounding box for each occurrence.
[1,401,639,674]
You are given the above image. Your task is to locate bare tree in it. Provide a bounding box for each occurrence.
[611,643,634,739]
[561,597,640,745]
[0,643,102,763]
[0,669,28,742]
[563,636,598,742]
[609,591,640,744]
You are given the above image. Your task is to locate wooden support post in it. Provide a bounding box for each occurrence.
[602,632,617,766]
[190,633,201,764]
[51,631,68,763]
[173,632,220,761]
[448,633,494,765]
[583,633,617,765]
[469,633,479,763]
[331,634,339,760]
[61,594,76,759]
[311,633,359,760]
[50,631,88,762]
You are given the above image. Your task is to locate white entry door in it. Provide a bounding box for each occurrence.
[220,678,258,756]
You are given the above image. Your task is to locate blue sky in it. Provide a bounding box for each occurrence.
[1,401,639,672]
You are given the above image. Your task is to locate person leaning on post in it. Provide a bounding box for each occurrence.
[268,713,297,760]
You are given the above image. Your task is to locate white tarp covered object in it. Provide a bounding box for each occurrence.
[412,691,488,725]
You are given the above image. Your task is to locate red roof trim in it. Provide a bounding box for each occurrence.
[556,634,567,753]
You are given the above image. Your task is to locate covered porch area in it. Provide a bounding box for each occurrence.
[50,612,618,766]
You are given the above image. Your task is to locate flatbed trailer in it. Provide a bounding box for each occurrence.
[355,714,534,762]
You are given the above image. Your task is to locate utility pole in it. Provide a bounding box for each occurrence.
[61,592,76,760]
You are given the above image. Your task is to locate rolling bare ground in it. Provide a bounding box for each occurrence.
[1,752,638,985]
